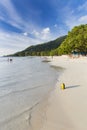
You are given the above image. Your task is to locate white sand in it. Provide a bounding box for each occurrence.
[40,55,87,130]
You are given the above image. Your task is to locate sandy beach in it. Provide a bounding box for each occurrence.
[31,55,87,130]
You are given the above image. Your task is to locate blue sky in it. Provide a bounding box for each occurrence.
[0,0,87,56]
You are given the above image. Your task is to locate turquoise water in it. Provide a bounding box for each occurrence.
[0,56,60,130]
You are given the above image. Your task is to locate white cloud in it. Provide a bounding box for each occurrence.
[78,15,87,23]
[31,27,53,41]
[0,0,50,55]
[42,27,50,34]
[0,0,60,56]
[41,27,51,40]
[0,0,23,29]
[62,1,87,31]
[78,1,87,11]
[63,5,87,30]
[23,32,29,36]
[0,48,16,56]
[0,0,37,32]
[0,26,57,56]
[65,14,87,30]
[0,31,43,56]
[32,30,40,37]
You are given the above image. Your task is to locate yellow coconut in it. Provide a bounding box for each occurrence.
[61,83,65,90]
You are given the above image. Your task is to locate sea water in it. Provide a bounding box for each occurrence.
[0,56,60,130]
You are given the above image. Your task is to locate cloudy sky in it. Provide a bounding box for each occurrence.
[0,0,87,56]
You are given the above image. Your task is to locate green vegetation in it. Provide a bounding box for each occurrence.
[8,24,87,57]
[10,35,66,56]
[56,24,87,55]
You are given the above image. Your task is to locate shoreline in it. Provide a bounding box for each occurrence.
[42,55,87,130]
[31,55,87,130]
[28,57,62,130]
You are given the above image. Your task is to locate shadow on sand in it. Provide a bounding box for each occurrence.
[65,85,80,89]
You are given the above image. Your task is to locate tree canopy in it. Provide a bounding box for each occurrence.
[57,24,87,55]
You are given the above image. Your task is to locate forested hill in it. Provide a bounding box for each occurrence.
[56,24,87,55]
[10,35,66,56]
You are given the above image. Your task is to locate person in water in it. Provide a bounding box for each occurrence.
[8,58,13,62]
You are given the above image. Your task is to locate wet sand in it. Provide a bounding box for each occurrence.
[31,55,87,130]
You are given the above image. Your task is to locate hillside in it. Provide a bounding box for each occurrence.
[10,35,66,56]
[56,24,87,55]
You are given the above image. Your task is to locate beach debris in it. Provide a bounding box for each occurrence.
[61,83,65,90]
